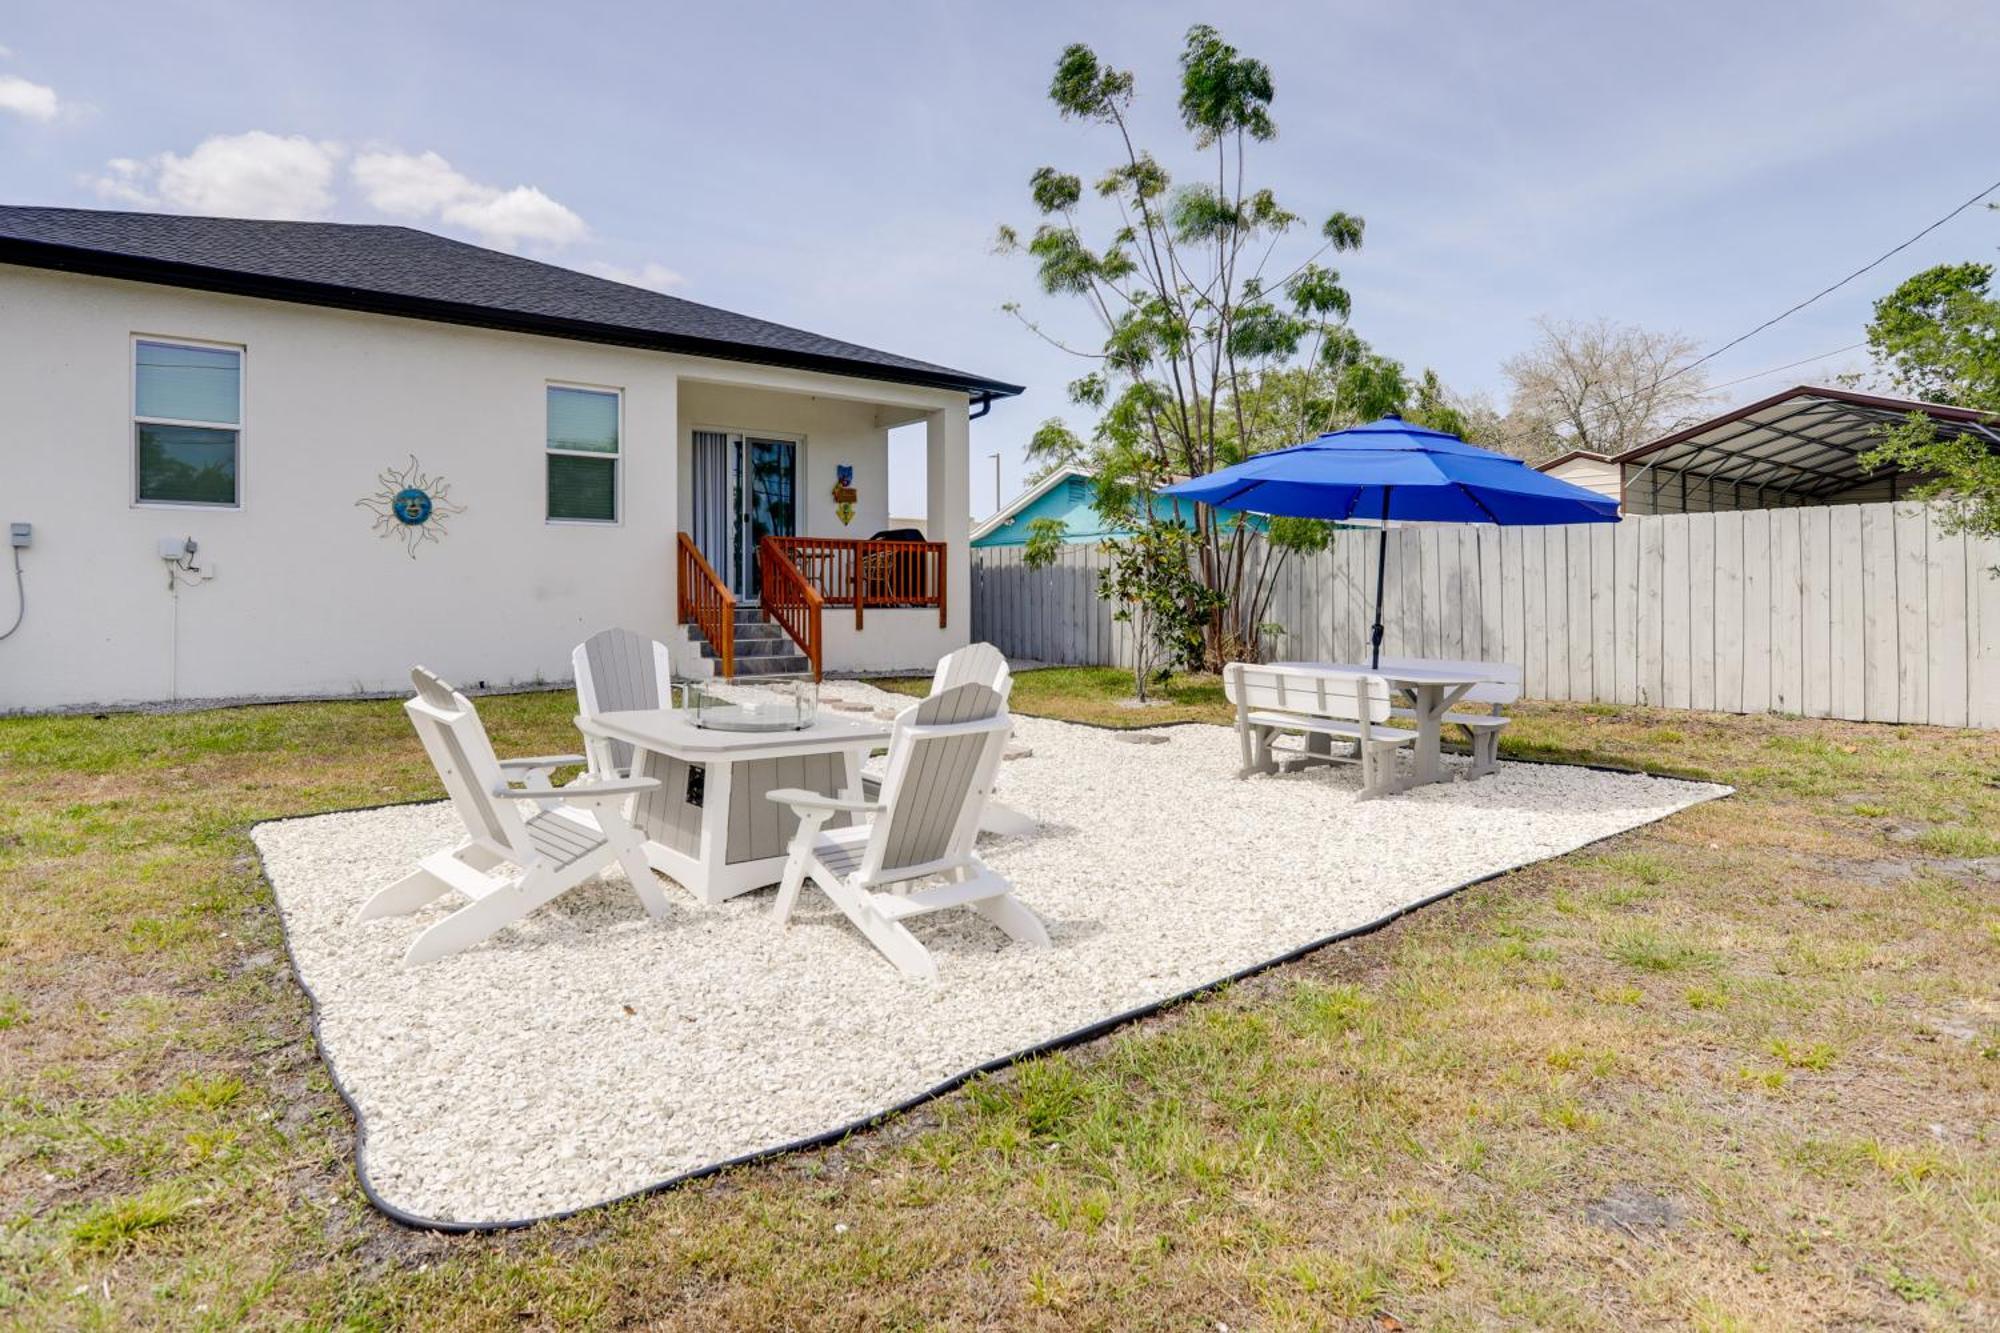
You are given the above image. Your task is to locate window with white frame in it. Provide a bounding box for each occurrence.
[546,384,620,522]
[134,339,242,506]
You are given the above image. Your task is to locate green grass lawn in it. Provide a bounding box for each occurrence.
[2,675,1996,1328]
[884,664,1231,728]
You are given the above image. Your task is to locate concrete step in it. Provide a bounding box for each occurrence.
[694,636,801,661]
[687,609,781,631]
[677,606,813,680]
[692,620,792,640]
[732,656,813,678]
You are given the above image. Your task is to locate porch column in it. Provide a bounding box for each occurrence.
[925,401,972,647]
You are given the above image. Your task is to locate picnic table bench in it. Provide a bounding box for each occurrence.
[1223,663,1416,798]
[1230,658,1524,794]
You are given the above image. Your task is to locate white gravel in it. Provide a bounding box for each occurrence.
[253,681,1728,1226]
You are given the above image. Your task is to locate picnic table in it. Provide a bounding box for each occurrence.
[1272,660,1512,787]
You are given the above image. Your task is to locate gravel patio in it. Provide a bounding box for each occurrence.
[252,680,1729,1227]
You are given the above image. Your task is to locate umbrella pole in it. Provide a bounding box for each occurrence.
[1370,486,1391,669]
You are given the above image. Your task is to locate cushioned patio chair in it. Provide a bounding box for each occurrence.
[358,667,669,965]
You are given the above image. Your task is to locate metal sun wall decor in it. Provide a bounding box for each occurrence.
[357,455,466,557]
[832,464,857,525]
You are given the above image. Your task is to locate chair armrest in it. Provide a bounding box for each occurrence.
[545,775,660,802]
[498,754,587,771]
[765,787,883,816]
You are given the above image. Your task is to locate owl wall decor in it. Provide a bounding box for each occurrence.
[831,463,858,525]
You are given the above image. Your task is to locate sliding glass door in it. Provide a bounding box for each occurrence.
[740,436,796,599]
[689,430,798,601]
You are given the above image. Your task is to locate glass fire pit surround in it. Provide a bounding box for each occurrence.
[686,679,819,732]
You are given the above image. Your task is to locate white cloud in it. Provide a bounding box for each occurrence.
[579,259,685,292]
[0,73,59,122]
[350,148,586,248]
[92,131,343,220]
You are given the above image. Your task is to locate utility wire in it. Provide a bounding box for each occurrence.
[1701,340,1867,393]
[1649,174,2000,394]
[1656,172,2000,390]
[0,546,24,641]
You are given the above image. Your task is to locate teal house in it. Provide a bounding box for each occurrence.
[971,466,1264,549]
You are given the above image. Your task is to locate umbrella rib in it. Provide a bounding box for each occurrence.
[1459,486,1505,525]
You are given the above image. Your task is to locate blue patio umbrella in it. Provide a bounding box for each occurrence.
[1160,414,1620,667]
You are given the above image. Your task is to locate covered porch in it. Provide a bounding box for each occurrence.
[669,364,977,679]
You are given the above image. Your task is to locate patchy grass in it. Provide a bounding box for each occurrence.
[1,679,1996,1328]
[65,1186,199,1256]
[1609,926,1720,973]
[879,664,1231,727]
[1913,823,2000,859]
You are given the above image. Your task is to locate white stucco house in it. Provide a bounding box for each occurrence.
[0,205,1023,712]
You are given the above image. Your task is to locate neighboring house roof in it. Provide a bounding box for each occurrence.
[970,466,1093,544]
[0,205,1024,399]
[1533,448,1616,472]
[971,465,1268,547]
[1570,384,1998,501]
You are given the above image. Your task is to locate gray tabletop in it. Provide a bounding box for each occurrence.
[577,708,892,756]
[1272,661,1493,686]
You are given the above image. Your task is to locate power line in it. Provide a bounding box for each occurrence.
[1702,340,1867,393]
[1653,174,2000,392]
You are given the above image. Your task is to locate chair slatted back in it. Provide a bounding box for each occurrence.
[863,682,1010,880]
[1374,657,1524,709]
[1224,664,1393,725]
[406,666,532,862]
[573,628,674,773]
[931,642,1011,700]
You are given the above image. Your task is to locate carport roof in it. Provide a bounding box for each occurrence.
[1611,385,1999,500]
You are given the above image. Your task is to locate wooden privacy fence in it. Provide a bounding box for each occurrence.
[970,501,2000,728]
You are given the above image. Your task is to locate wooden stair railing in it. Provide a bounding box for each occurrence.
[676,532,736,679]
[756,536,824,681]
[762,536,947,631]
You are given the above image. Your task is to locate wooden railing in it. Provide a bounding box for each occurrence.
[676,532,736,678]
[756,536,824,680]
[762,535,948,631]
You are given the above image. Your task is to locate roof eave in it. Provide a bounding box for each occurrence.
[1534,449,1615,472]
[971,464,1089,541]
[0,235,1026,400]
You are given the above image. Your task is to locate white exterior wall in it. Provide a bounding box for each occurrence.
[822,609,961,673]
[676,381,894,539]
[1542,455,1623,505]
[0,265,977,710]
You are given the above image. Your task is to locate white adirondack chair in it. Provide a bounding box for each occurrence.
[1376,656,1523,778]
[766,681,1049,980]
[1224,663,1415,798]
[573,627,677,779]
[931,640,1010,696]
[862,641,1035,837]
[358,667,671,966]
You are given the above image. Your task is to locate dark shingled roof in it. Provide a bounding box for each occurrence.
[0,205,1023,398]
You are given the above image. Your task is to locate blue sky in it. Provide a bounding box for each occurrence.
[5,1,1997,517]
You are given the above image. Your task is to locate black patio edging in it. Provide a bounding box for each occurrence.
[250,727,1728,1234]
